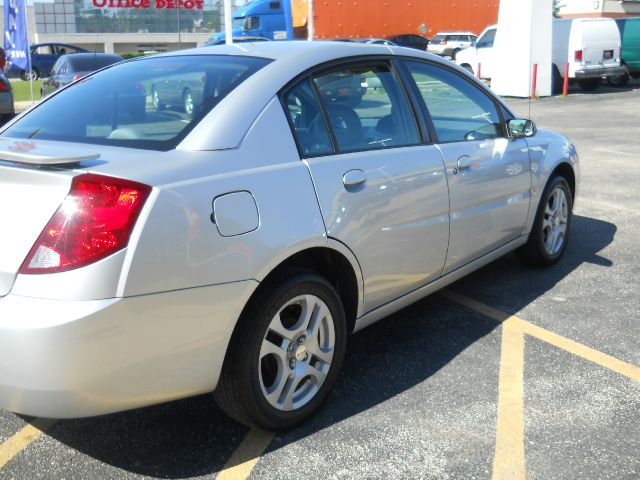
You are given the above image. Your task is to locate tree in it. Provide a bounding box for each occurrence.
[553,0,561,18]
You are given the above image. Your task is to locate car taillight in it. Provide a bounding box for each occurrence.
[72,74,84,82]
[575,50,583,62]
[19,173,151,274]
[0,81,8,92]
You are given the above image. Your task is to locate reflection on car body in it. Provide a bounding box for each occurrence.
[0,42,579,432]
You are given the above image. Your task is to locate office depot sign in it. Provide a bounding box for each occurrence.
[92,0,204,9]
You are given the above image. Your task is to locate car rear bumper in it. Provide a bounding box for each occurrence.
[0,93,14,114]
[574,66,626,79]
[0,280,257,418]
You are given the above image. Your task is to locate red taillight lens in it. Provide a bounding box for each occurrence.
[0,81,8,92]
[19,173,151,274]
[575,50,583,62]
[72,74,84,82]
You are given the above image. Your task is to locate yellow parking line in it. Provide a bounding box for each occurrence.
[216,429,274,480]
[492,319,526,480]
[0,418,56,469]
[520,320,640,382]
[440,289,640,480]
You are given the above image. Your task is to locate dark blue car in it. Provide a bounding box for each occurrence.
[5,42,88,81]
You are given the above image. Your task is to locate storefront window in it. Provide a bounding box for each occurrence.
[33,0,221,35]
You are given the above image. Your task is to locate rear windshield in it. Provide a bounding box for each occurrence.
[68,55,123,71]
[3,55,271,151]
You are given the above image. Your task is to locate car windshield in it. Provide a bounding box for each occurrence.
[431,35,446,43]
[3,55,271,151]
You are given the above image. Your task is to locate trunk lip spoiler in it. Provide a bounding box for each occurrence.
[0,139,100,165]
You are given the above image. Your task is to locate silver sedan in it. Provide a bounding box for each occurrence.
[0,41,578,430]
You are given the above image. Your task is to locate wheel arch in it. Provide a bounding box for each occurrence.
[550,162,576,201]
[253,243,363,334]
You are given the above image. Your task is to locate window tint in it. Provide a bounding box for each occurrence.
[3,55,271,150]
[68,55,122,71]
[51,58,64,75]
[431,35,446,43]
[405,61,502,143]
[33,45,54,55]
[476,29,496,48]
[312,64,420,153]
[283,79,333,156]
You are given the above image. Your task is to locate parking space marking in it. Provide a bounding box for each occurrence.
[0,418,56,469]
[216,429,274,480]
[492,319,526,480]
[440,289,640,480]
[593,148,637,158]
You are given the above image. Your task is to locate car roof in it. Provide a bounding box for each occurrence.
[161,41,509,151]
[32,42,86,49]
[433,31,476,35]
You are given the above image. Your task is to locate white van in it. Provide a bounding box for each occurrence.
[456,18,625,91]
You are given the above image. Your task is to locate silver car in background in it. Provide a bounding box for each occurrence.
[0,41,578,431]
[427,31,478,59]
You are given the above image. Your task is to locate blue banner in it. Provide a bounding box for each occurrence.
[4,0,31,71]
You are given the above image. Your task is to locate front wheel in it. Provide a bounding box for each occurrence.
[517,176,573,266]
[215,271,347,430]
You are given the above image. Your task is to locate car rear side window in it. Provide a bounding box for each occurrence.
[2,55,271,151]
[312,64,420,153]
[404,60,502,143]
[282,79,334,157]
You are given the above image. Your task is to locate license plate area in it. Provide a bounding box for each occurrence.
[603,50,613,60]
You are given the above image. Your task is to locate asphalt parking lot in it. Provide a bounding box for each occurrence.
[1,80,639,480]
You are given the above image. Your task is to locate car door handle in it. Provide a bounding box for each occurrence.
[343,169,367,188]
[457,156,473,170]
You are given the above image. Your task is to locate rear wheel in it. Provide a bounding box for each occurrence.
[552,64,563,94]
[215,271,347,430]
[517,176,573,266]
[606,72,630,87]
[20,68,39,81]
[461,64,474,75]
[577,78,600,91]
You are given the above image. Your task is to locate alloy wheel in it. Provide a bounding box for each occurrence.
[542,186,568,255]
[259,294,335,412]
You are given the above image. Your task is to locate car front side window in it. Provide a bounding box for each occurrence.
[404,60,503,143]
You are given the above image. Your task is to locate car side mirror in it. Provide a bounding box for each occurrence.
[507,118,536,139]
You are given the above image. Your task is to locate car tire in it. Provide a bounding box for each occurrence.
[577,78,600,91]
[152,88,165,111]
[183,89,194,117]
[606,72,630,87]
[552,64,563,94]
[517,176,573,267]
[214,270,347,431]
[461,64,474,75]
[20,68,39,81]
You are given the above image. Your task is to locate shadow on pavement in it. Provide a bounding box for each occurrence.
[43,214,615,478]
